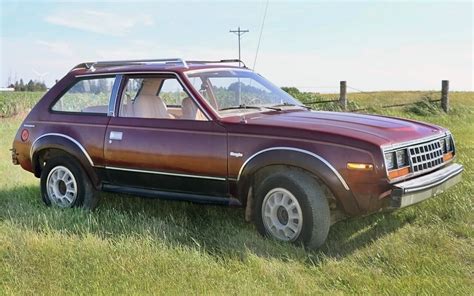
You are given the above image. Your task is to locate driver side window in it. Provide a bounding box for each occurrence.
[119,76,207,121]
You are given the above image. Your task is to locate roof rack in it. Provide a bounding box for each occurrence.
[187,59,247,68]
[72,58,188,71]
[71,58,247,71]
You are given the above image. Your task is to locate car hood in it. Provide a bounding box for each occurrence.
[230,110,446,146]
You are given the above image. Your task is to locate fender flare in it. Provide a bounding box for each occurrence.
[237,147,360,216]
[30,133,100,187]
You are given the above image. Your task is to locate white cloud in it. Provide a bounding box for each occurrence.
[45,9,154,36]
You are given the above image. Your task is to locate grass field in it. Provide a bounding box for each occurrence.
[1,91,473,294]
[0,91,45,118]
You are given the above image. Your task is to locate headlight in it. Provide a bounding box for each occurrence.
[445,136,452,151]
[439,138,446,153]
[396,149,408,167]
[384,152,395,170]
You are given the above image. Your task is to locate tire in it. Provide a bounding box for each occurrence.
[40,154,99,210]
[254,168,330,249]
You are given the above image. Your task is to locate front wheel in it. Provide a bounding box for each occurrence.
[40,155,99,209]
[254,168,330,249]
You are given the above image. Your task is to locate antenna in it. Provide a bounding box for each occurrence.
[253,0,269,70]
[229,26,249,67]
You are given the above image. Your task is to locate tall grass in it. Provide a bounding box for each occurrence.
[0,91,43,117]
[0,91,473,294]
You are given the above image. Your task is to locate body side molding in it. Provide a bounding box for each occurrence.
[105,166,226,181]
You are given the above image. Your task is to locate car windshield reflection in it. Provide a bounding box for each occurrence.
[185,69,304,116]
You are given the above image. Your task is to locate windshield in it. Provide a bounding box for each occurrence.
[185,69,303,115]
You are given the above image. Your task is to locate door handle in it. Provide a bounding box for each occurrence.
[109,131,123,141]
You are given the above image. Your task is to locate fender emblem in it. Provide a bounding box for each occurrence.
[229,152,243,158]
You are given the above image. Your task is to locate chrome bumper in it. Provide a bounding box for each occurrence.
[390,163,463,209]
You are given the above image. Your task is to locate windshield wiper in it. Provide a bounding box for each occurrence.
[270,102,312,110]
[219,104,262,111]
[219,103,311,112]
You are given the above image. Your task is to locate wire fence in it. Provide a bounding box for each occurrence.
[294,81,450,113]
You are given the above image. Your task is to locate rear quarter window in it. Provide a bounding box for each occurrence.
[51,77,115,114]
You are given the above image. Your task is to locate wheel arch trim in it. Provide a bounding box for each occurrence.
[30,133,94,166]
[237,147,350,190]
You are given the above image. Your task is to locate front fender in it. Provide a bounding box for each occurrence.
[237,148,360,216]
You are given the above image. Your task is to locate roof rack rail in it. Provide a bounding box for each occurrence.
[71,58,247,71]
[71,62,94,71]
[71,58,188,71]
[186,59,247,68]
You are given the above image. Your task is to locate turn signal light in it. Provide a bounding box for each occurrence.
[388,167,410,179]
[443,152,454,162]
[347,163,374,171]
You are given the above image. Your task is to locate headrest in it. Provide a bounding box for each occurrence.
[139,78,163,96]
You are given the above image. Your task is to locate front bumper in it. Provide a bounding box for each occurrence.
[390,163,463,209]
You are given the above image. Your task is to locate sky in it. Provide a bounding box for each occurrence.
[0,0,472,92]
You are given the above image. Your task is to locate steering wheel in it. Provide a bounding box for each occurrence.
[244,96,261,106]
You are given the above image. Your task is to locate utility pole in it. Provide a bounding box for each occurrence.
[229,26,249,67]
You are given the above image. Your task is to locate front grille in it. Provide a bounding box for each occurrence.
[408,139,444,173]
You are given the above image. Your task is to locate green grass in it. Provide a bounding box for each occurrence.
[0,91,473,294]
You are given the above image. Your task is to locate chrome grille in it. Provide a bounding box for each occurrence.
[408,139,444,173]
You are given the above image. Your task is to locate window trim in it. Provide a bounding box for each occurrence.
[114,73,211,121]
[49,75,117,116]
[108,74,123,117]
[76,71,213,120]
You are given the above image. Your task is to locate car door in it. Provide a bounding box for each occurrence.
[103,74,228,197]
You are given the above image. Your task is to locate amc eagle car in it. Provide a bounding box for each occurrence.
[12,59,463,249]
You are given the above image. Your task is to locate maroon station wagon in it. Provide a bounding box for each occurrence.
[11,59,463,249]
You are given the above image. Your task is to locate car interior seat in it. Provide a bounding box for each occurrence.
[132,78,172,119]
[181,97,206,120]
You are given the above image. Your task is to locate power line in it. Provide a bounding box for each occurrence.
[253,0,270,70]
[229,26,249,67]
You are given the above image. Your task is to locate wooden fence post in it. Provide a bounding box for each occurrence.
[441,80,449,112]
[339,81,347,110]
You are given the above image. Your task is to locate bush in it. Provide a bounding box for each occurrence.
[405,96,442,116]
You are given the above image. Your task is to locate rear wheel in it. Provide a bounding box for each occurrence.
[40,155,99,209]
[254,168,330,249]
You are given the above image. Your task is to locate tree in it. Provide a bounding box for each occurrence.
[281,87,300,97]
[27,80,35,91]
[19,79,25,91]
[36,81,47,91]
[11,78,47,91]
